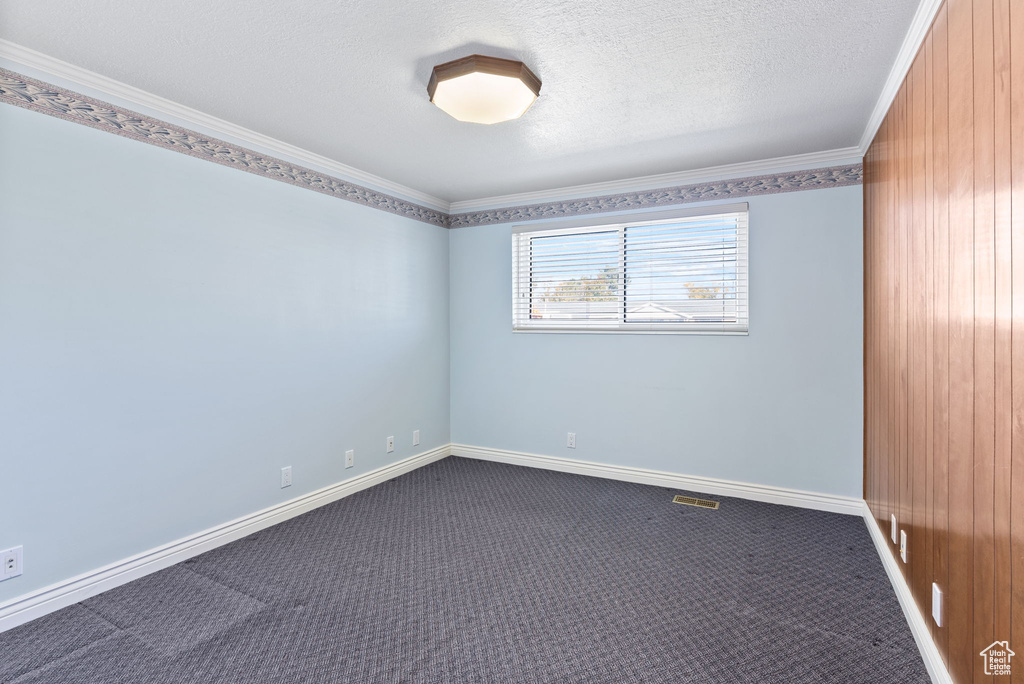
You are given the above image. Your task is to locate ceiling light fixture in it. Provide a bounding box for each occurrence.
[427,55,542,125]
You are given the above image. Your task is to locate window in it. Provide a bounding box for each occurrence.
[512,204,748,334]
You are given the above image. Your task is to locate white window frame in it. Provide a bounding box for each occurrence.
[512,204,748,335]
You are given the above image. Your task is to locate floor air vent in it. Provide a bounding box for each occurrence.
[672,495,720,510]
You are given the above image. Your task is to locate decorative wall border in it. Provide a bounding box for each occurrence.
[0,67,862,230]
[0,68,449,228]
[447,164,863,228]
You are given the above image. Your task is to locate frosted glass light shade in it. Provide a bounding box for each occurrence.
[428,55,541,125]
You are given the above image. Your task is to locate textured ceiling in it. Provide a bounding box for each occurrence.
[0,0,919,203]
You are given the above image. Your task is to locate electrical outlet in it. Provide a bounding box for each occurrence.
[281,466,292,488]
[567,432,576,449]
[345,449,354,469]
[1,546,23,581]
[413,430,420,446]
[899,529,908,563]
[931,582,943,627]
[386,436,394,453]
[890,514,898,544]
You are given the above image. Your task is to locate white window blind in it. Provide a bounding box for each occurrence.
[512,206,748,334]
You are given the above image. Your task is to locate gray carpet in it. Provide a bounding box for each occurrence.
[0,457,928,683]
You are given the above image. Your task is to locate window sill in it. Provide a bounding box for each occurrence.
[512,328,749,336]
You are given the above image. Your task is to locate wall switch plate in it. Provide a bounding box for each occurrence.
[413,430,420,446]
[931,582,943,627]
[386,436,394,453]
[899,529,908,563]
[345,450,354,469]
[567,432,576,449]
[891,514,898,543]
[281,466,292,488]
[1,546,23,581]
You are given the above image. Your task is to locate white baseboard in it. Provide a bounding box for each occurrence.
[0,444,451,633]
[2,437,939,684]
[454,444,947,679]
[450,444,863,515]
[861,503,952,684]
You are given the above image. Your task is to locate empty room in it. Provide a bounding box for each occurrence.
[0,0,1020,682]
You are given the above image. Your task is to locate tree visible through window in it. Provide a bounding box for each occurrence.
[512,207,748,333]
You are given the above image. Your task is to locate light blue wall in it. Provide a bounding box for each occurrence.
[0,79,864,606]
[0,103,450,602]
[449,186,863,497]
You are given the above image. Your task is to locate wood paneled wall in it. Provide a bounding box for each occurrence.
[863,1,1022,682]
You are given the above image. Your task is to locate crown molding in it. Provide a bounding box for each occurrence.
[449,147,863,214]
[449,163,863,228]
[0,39,872,227]
[0,39,450,213]
[0,67,450,226]
[857,0,945,153]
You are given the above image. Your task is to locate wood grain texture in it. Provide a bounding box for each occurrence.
[911,50,930,612]
[973,1,997,680]
[864,1,1019,682]
[992,0,1013,662]
[932,4,952,664]
[1010,1,1024,681]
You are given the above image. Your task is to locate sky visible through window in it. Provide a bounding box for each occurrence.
[528,217,740,323]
